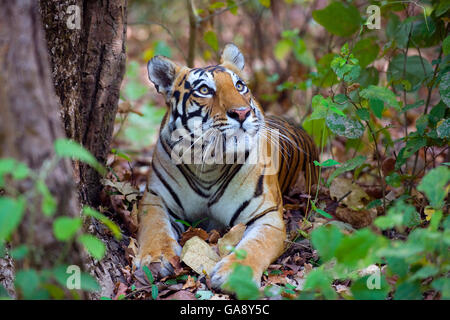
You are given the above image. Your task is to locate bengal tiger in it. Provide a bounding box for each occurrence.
[134,44,319,289]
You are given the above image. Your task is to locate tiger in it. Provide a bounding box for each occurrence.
[134,43,319,289]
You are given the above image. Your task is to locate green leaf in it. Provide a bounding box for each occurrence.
[353,38,379,68]
[54,139,106,175]
[331,56,361,82]
[258,0,270,8]
[437,118,450,139]
[15,269,40,299]
[356,108,370,121]
[375,200,420,230]
[78,234,106,260]
[312,2,361,37]
[431,277,450,299]
[443,35,450,56]
[303,268,336,300]
[209,2,225,10]
[387,54,433,92]
[143,265,154,284]
[327,156,366,186]
[357,67,379,88]
[82,206,121,240]
[360,85,400,110]
[394,281,422,300]
[36,180,57,217]
[369,98,384,119]
[0,196,26,241]
[402,136,427,158]
[53,217,82,241]
[311,201,333,219]
[314,159,341,167]
[196,290,213,300]
[350,275,390,300]
[274,39,292,61]
[151,284,158,300]
[203,30,219,52]
[439,71,450,107]
[335,229,377,267]
[326,113,365,139]
[10,245,29,261]
[52,264,100,292]
[223,264,260,300]
[0,158,29,187]
[409,265,439,281]
[417,166,450,209]
[311,225,343,262]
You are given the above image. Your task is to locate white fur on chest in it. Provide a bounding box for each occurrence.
[149,139,269,230]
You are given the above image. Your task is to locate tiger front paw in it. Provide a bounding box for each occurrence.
[133,242,182,278]
[210,256,261,290]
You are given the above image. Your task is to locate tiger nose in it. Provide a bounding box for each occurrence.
[227,107,251,123]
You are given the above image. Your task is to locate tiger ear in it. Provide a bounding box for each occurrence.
[220,43,245,71]
[147,56,180,96]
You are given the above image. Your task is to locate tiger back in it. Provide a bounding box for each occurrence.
[134,44,318,289]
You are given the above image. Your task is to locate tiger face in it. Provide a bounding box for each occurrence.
[147,44,265,165]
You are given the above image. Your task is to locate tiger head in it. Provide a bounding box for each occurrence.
[147,44,267,165]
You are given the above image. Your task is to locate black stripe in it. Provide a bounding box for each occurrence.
[230,199,250,226]
[151,161,184,211]
[254,174,264,197]
[245,206,279,228]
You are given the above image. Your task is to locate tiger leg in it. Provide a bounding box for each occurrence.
[134,191,182,277]
[210,209,285,289]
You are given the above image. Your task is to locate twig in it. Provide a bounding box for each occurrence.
[187,0,197,67]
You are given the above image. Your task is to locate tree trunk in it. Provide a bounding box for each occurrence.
[39,0,129,299]
[0,0,86,297]
[39,0,127,207]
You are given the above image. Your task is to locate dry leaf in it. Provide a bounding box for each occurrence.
[217,223,246,257]
[180,227,209,246]
[182,275,197,290]
[330,177,370,210]
[102,179,139,202]
[180,236,220,275]
[208,229,221,244]
[114,282,128,300]
[335,206,377,229]
[162,290,197,300]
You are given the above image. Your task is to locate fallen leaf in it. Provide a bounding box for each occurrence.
[330,178,371,210]
[114,282,128,300]
[180,227,209,246]
[217,223,246,257]
[382,157,396,176]
[208,229,221,244]
[102,179,139,202]
[335,206,377,229]
[161,290,197,300]
[180,236,220,275]
[182,275,197,290]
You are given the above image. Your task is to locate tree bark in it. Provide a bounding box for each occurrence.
[40,0,127,207]
[39,0,129,299]
[0,0,86,297]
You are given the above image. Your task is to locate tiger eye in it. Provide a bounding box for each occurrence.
[236,83,243,91]
[199,86,209,94]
